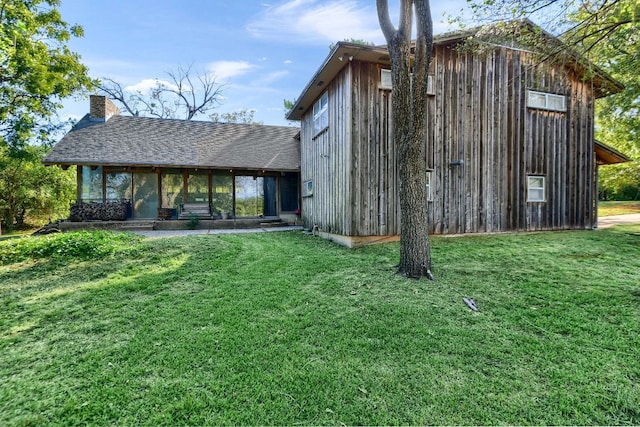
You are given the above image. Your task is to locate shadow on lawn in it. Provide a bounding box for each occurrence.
[2,230,640,425]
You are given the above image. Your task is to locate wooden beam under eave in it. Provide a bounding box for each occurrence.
[595,141,630,165]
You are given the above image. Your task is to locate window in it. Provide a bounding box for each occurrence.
[106,170,132,201]
[380,69,392,89]
[527,90,566,112]
[380,69,435,95]
[212,172,233,214]
[302,180,313,197]
[161,170,184,209]
[187,172,209,203]
[235,176,264,217]
[313,92,328,135]
[81,166,103,201]
[527,176,545,202]
[426,75,435,95]
[426,171,433,201]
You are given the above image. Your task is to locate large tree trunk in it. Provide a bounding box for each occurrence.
[377,0,434,279]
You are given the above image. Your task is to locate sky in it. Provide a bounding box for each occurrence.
[58,0,470,129]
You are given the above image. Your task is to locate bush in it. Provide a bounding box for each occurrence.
[0,230,146,265]
[187,214,200,230]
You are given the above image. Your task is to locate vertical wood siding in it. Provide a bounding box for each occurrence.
[300,67,352,234]
[300,43,598,237]
[350,61,400,236]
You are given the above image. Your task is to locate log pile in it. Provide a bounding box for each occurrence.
[32,223,61,235]
[70,201,129,221]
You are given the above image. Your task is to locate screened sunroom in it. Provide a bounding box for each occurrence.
[44,96,301,222]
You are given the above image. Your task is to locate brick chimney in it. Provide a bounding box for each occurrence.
[89,95,120,121]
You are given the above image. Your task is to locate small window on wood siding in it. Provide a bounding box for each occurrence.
[380,69,435,95]
[380,69,392,89]
[426,75,435,95]
[426,170,433,202]
[313,92,328,135]
[302,180,313,197]
[527,90,566,112]
[527,176,546,202]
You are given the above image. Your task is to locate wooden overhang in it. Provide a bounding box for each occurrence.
[286,42,391,121]
[595,140,631,165]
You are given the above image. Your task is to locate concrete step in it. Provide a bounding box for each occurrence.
[119,222,155,231]
[259,221,287,228]
[179,212,211,219]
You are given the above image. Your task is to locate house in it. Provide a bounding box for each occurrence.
[43,96,301,223]
[286,20,628,247]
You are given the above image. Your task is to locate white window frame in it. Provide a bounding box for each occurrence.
[527,175,546,202]
[527,90,566,112]
[302,180,313,197]
[426,170,433,202]
[380,69,392,89]
[380,69,435,95]
[426,75,435,95]
[313,92,328,135]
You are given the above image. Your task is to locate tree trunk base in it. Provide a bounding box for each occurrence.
[396,266,435,281]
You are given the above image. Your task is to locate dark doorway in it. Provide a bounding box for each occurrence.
[264,177,277,217]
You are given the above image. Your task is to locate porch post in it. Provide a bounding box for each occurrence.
[76,166,82,202]
[208,170,213,207]
[182,169,188,205]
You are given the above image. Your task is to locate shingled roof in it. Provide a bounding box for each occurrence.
[44,114,301,172]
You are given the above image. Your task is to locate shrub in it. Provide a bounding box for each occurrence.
[187,214,200,230]
[0,230,146,265]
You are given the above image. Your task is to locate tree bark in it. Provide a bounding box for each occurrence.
[377,0,434,279]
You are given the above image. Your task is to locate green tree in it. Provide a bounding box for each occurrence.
[377,0,434,280]
[329,38,374,51]
[583,3,640,199]
[0,145,75,229]
[210,109,262,124]
[1,0,95,149]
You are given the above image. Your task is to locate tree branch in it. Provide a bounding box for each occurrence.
[98,77,139,116]
[376,0,396,42]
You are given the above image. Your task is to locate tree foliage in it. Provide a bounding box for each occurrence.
[465,0,640,200]
[99,65,225,121]
[0,145,75,230]
[329,38,374,51]
[0,0,94,149]
[210,109,262,125]
[582,2,640,199]
[377,0,434,279]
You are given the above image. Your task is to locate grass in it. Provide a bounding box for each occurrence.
[1,228,639,425]
[599,201,640,217]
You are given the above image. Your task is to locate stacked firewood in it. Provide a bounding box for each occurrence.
[70,201,129,221]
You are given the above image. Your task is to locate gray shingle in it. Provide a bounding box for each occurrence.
[44,115,301,172]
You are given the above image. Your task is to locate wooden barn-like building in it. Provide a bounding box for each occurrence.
[287,20,628,247]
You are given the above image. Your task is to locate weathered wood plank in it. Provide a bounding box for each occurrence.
[300,40,599,239]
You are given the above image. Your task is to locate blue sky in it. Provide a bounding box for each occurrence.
[59,0,469,128]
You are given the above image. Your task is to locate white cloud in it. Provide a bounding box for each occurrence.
[252,70,290,86]
[246,0,384,45]
[207,61,255,81]
[283,59,293,65]
[247,0,470,45]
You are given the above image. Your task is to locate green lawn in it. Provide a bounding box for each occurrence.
[599,201,640,217]
[1,228,639,425]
